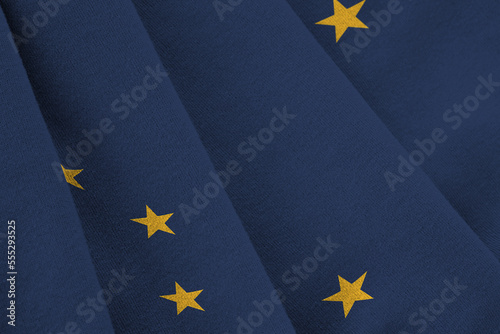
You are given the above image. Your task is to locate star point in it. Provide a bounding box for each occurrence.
[61,165,84,190]
[323,271,373,317]
[131,205,174,238]
[160,282,204,315]
[316,0,368,42]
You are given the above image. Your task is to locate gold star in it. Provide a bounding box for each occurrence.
[61,165,84,190]
[131,205,174,238]
[160,282,204,315]
[316,0,368,42]
[323,272,373,317]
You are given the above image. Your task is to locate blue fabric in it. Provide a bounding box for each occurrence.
[0,0,499,333]
[285,0,500,259]
[0,9,114,334]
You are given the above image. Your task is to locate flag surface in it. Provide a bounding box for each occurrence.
[0,0,499,333]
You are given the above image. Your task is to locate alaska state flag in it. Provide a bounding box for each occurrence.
[0,0,499,333]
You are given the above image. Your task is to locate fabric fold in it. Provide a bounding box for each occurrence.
[1,0,296,332]
[286,0,500,258]
[0,8,115,334]
[131,0,500,332]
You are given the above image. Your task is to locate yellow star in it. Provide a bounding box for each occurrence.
[131,205,174,238]
[61,165,84,190]
[316,0,368,42]
[323,272,373,317]
[160,282,205,315]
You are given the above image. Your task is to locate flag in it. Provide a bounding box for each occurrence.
[1,0,499,333]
